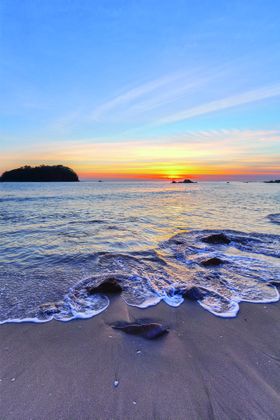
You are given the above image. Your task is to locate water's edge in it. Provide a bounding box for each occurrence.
[1,228,279,324]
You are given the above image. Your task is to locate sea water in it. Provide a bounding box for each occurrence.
[0,181,279,322]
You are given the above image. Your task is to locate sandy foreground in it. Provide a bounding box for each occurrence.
[0,297,280,420]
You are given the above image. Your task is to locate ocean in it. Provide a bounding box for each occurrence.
[0,181,279,323]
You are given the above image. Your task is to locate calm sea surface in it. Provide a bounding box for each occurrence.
[0,181,279,322]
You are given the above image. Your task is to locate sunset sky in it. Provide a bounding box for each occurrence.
[1,0,280,180]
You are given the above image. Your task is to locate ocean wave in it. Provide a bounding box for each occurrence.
[267,213,280,225]
[1,229,279,324]
[0,196,60,203]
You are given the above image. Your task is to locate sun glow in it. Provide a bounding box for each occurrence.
[164,167,185,180]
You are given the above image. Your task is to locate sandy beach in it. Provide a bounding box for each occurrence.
[1,297,280,420]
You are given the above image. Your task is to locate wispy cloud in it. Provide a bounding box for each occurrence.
[47,58,280,137]
[156,84,280,125]
[89,73,183,121]
[88,64,232,123]
[81,49,280,128]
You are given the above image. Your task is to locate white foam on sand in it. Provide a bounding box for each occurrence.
[1,229,279,323]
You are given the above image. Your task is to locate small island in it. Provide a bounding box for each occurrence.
[0,165,79,182]
[171,179,196,184]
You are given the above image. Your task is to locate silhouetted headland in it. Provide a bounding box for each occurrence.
[171,179,196,184]
[0,165,79,182]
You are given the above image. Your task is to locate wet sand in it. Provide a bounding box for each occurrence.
[1,298,280,419]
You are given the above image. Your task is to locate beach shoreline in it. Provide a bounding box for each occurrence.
[1,297,280,419]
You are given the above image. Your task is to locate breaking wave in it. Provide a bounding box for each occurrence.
[1,229,279,323]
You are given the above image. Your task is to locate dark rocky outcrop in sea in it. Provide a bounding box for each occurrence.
[201,233,231,245]
[0,165,79,182]
[86,278,123,294]
[264,180,280,183]
[171,179,196,184]
[201,257,225,267]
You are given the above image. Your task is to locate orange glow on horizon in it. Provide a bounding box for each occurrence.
[1,129,279,181]
[75,159,279,180]
[78,166,279,180]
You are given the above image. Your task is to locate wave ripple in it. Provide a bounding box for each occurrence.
[267,213,280,225]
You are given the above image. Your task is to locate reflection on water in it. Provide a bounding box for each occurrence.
[0,181,279,322]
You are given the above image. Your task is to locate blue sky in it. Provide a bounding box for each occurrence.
[0,0,280,179]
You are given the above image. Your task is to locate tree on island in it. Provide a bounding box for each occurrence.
[0,165,79,182]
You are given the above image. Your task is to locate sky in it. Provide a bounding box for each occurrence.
[0,0,280,180]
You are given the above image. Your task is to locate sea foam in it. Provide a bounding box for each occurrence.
[1,229,279,323]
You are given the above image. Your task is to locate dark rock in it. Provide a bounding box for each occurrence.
[111,321,169,339]
[201,233,231,245]
[201,257,225,267]
[182,179,195,183]
[183,287,208,301]
[87,278,122,294]
[171,179,196,184]
[264,180,280,183]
